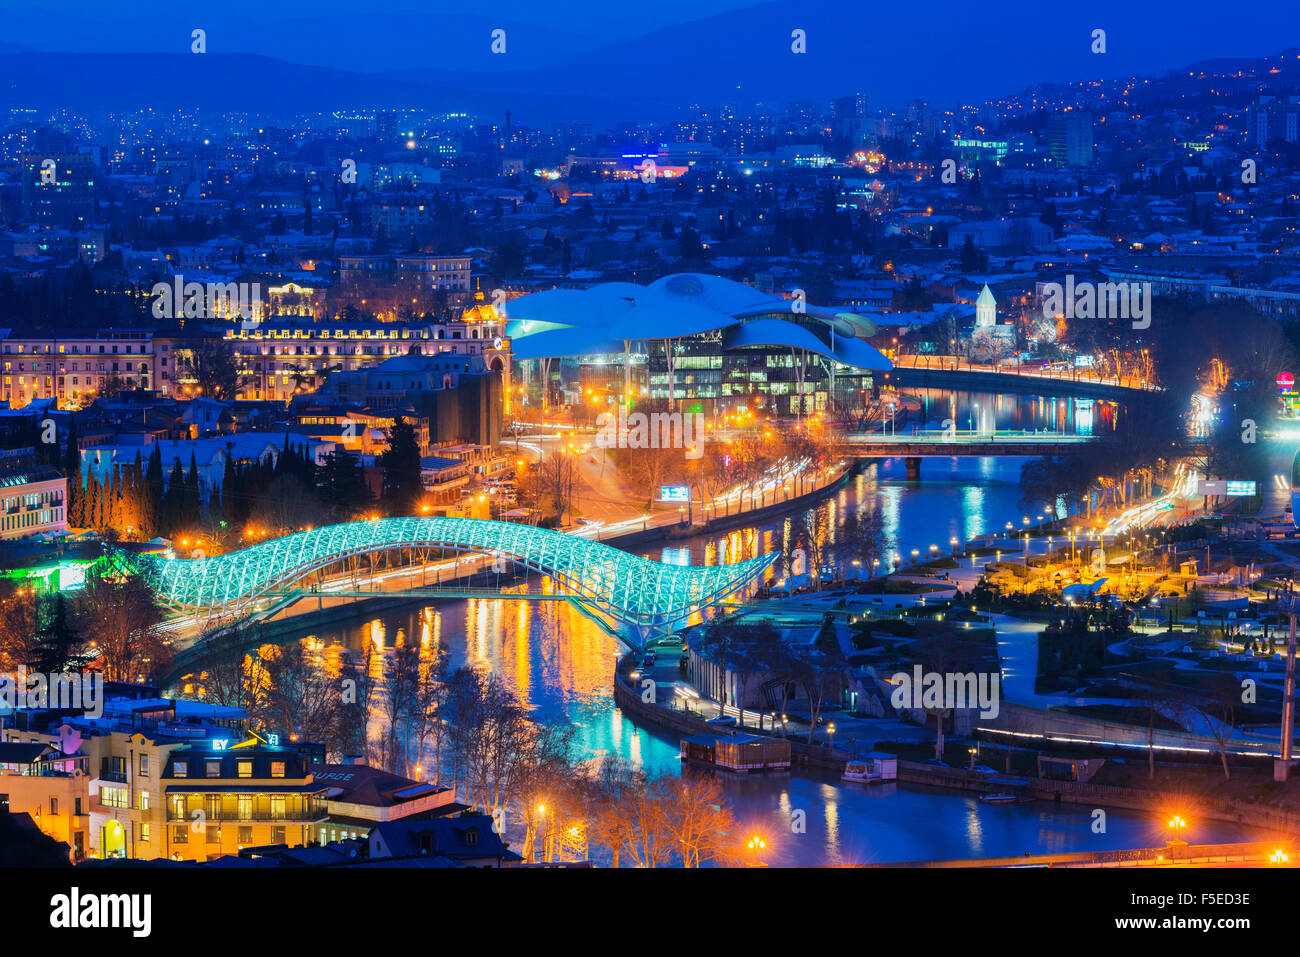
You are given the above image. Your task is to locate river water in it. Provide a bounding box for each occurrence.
[273,391,1260,863]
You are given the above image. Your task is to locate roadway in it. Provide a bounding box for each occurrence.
[888,354,1159,399]
[837,429,1097,457]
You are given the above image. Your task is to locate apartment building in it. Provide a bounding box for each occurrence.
[0,448,67,540]
[0,328,157,409]
[0,741,91,861]
[215,315,508,403]
[161,747,328,862]
[1,685,326,862]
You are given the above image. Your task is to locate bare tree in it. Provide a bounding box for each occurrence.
[620,773,674,867]
[262,641,345,751]
[533,450,577,525]
[662,771,738,867]
[0,582,37,672]
[76,570,168,683]
[1186,672,1241,780]
[191,640,272,716]
[583,757,644,868]
[1120,665,1184,780]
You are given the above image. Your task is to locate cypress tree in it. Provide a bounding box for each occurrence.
[183,452,201,523]
[62,418,80,525]
[146,443,164,518]
[164,457,186,533]
[109,464,123,531]
[87,471,103,530]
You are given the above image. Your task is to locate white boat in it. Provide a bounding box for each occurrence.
[843,760,874,782]
[842,753,898,783]
[979,793,1019,805]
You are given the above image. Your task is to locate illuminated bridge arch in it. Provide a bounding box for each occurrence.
[133,517,776,631]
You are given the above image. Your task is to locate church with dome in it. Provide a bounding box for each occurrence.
[967,283,1016,357]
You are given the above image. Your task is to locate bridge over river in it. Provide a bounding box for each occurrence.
[129,517,777,647]
[836,430,1098,476]
[887,355,1159,401]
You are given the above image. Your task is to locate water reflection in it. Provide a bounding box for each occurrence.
[262,393,1264,863]
[914,389,1111,436]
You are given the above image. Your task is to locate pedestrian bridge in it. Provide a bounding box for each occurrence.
[129,517,777,633]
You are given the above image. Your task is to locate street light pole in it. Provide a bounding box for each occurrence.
[1279,587,1297,782]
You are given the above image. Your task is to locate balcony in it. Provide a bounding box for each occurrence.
[91,798,132,814]
[166,810,325,824]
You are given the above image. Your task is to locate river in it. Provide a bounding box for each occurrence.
[267,389,1260,862]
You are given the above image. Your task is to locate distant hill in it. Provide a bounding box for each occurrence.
[374,0,1300,110]
[3,0,1300,120]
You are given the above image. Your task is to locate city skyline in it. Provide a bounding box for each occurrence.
[2,1,1299,939]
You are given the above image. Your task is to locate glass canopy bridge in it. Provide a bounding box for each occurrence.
[130,517,777,647]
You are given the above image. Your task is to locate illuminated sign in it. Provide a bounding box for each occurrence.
[1280,372,1295,390]
[659,486,690,502]
[1201,480,1257,496]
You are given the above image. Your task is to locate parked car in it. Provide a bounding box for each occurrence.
[924,758,950,767]
[972,764,999,775]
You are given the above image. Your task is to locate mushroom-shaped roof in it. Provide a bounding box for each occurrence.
[503,273,893,371]
[721,319,892,370]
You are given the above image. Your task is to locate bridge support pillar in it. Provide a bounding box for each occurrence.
[904,456,922,481]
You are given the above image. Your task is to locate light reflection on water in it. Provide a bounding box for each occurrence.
[274,388,1256,863]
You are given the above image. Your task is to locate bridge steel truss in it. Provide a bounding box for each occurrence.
[131,517,777,637]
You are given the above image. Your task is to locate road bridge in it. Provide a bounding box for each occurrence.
[887,355,1158,401]
[836,430,1098,477]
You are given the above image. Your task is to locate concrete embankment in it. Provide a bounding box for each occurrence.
[899,760,1300,835]
[611,663,850,774]
[613,662,1300,836]
[988,701,1278,755]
